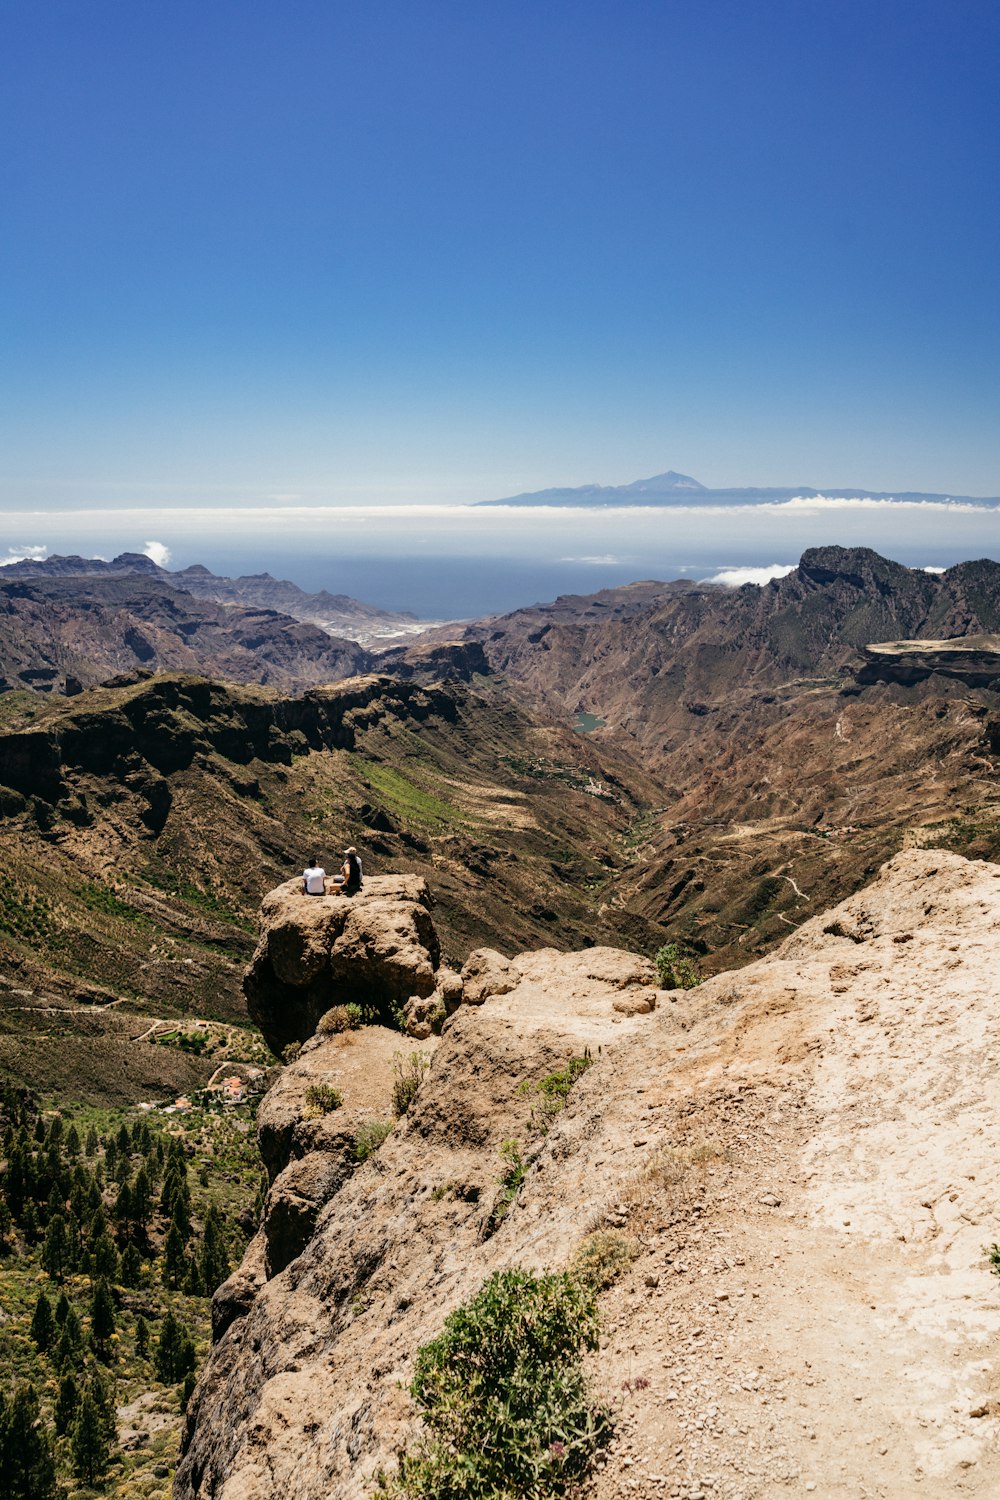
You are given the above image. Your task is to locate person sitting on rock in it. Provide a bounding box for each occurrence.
[302,857,326,896]
[330,846,363,896]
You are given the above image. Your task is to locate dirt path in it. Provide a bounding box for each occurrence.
[588,851,1000,1498]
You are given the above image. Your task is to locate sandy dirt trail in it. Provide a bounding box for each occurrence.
[589,851,1000,1499]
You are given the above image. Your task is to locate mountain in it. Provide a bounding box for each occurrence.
[406,546,1000,970]
[477,470,1000,506]
[178,848,1000,1497]
[0,668,668,1103]
[0,552,420,644]
[0,573,374,694]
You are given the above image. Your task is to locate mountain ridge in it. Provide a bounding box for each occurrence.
[0,552,420,643]
[477,470,1000,507]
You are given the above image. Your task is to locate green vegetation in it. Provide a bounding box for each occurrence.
[487,1054,596,1233]
[0,872,57,946]
[357,761,463,832]
[353,1119,393,1162]
[515,1052,595,1133]
[140,867,255,932]
[568,1230,639,1291]
[374,1267,610,1499]
[487,1139,527,1232]
[391,1051,430,1116]
[654,941,700,990]
[0,1082,260,1498]
[986,1242,1000,1276]
[78,882,153,927]
[303,1083,344,1116]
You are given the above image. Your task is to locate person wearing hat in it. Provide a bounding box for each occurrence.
[331,845,363,896]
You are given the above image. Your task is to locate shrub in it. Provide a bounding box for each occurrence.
[986,1243,1000,1276]
[485,1138,526,1233]
[282,1041,302,1064]
[374,1268,610,1499]
[318,1005,358,1036]
[392,1051,429,1116]
[304,1083,344,1116]
[354,1119,393,1162]
[654,942,699,990]
[569,1230,639,1291]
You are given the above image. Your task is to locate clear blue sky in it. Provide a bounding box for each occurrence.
[2,0,998,512]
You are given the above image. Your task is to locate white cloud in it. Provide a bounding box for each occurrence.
[923,565,946,574]
[558,554,621,565]
[143,540,171,567]
[707,563,797,587]
[0,544,48,567]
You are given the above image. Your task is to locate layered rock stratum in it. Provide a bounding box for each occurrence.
[177,850,1000,1499]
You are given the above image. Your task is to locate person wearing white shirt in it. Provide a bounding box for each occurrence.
[302,858,326,896]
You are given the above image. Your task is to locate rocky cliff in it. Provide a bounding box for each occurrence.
[177,851,1000,1499]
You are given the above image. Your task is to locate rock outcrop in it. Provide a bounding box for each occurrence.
[243,875,443,1054]
[178,851,1000,1499]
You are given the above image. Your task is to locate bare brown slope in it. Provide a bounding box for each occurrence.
[454,548,1000,760]
[176,849,1000,1499]
[0,574,372,692]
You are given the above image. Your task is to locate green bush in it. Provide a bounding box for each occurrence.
[392,1051,429,1116]
[304,1083,343,1116]
[654,942,699,990]
[354,1119,393,1162]
[487,1138,526,1232]
[374,1268,610,1499]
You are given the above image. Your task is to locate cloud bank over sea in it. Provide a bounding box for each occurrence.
[1,497,996,616]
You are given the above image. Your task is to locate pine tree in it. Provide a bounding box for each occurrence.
[53,1372,79,1435]
[41,1212,68,1281]
[65,1123,81,1157]
[29,1291,55,1353]
[20,1200,39,1246]
[135,1316,149,1360]
[115,1123,131,1158]
[184,1256,205,1297]
[131,1164,152,1226]
[0,1382,58,1499]
[84,1125,99,1157]
[90,1278,116,1359]
[162,1220,186,1289]
[71,1391,110,1485]
[104,1136,118,1173]
[120,1242,143,1288]
[153,1309,196,1383]
[92,1230,120,1281]
[54,1290,70,1325]
[200,1204,230,1290]
[0,1191,13,1250]
[47,1115,64,1147]
[114,1179,133,1234]
[32,1116,45,1144]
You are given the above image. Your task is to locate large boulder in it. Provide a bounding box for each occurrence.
[244,874,441,1055]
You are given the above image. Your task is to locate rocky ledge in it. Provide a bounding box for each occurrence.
[178,851,1000,1498]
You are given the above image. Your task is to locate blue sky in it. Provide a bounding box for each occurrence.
[2,0,998,525]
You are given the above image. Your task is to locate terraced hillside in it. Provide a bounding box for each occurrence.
[0,672,665,1103]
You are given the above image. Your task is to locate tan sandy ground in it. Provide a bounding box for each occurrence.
[587,850,1000,1498]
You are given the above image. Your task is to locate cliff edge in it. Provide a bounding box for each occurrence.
[178,851,1000,1499]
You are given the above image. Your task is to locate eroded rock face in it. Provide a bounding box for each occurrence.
[178,851,1000,1499]
[244,874,442,1054]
